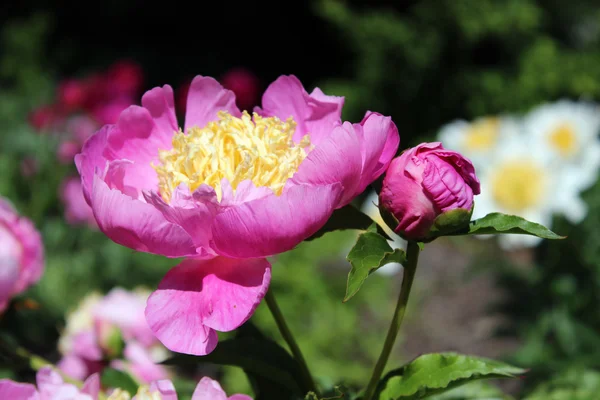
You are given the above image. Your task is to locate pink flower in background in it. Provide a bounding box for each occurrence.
[0,367,99,400]
[28,60,144,166]
[58,288,169,383]
[0,197,44,313]
[76,74,399,355]
[110,377,252,400]
[58,79,87,112]
[220,67,260,111]
[29,105,61,132]
[60,177,97,228]
[380,142,480,240]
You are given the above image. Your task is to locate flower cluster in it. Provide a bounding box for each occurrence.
[58,288,170,384]
[0,196,44,313]
[28,60,144,228]
[75,74,400,355]
[438,100,600,248]
[0,367,249,400]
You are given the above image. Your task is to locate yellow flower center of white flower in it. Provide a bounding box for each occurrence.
[549,123,578,156]
[107,387,163,400]
[464,117,499,151]
[490,160,545,212]
[154,111,311,202]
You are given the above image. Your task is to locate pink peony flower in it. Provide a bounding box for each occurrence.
[111,377,252,400]
[0,197,44,312]
[75,74,399,355]
[380,142,480,240]
[0,367,99,400]
[58,289,169,383]
[220,68,260,111]
[60,177,97,228]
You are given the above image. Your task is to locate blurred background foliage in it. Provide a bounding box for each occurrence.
[2,0,600,398]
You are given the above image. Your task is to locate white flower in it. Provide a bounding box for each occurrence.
[523,99,600,192]
[358,190,406,275]
[437,116,520,172]
[473,134,582,249]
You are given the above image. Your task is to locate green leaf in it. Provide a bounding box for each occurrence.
[466,213,564,239]
[378,352,526,400]
[307,204,391,241]
[344,230,406,302]
[429,380,513,399]
[163,327,305,396]
[101,368,139,395]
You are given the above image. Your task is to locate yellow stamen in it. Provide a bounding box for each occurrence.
[491,160,545,212]
[549,123,578,156]
[464,117,499,151]
[154,111,310,202]
[107,386,163,400]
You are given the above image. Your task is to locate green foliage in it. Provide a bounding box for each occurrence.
[316,0,600,144]
[165,323,305,398]
[428,380,513,400]
[101,368,139,395]
[377,353,525,400]
[344,230,406,302]
[524,369,600,400]
[427,212,563,240]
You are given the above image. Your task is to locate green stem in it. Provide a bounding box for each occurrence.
[265,289,318,396]
[363,241,421,400]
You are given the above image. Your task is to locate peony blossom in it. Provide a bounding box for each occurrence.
[75,74,399,355]
[0,367,99,400]
[0,197,44,312]
[58,288,169,383]
[380,142,480,240]
[108,377,251,400]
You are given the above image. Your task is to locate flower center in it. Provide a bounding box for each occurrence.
[549,123,578,156]
[464,117,499,151]
[490,160,545,212]
[107,387,162,400]
[154,111,311,202]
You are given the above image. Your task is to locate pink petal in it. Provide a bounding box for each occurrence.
[121,342,169,383]
[144,184,219,257]
[141,85,178,140]
[91,175,197,258]
[257,75,343,145]
[0,198,44,304]
[107,96,174,165]
[147,380,178,400]
[81,374,100,399]
[422,155,475,211]
[0,380,38,400]
[57,355,90,381]
[212,183,342,258]
[93,288,152,345]
[145,257,271,355]
[229,396,253,400]
[191,377,228,400]
[75,125,111,204]
[290,123,362,208]
[184,76,241,131]
[355,112,400,193]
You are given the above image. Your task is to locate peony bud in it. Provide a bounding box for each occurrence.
[379,142,480,240]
